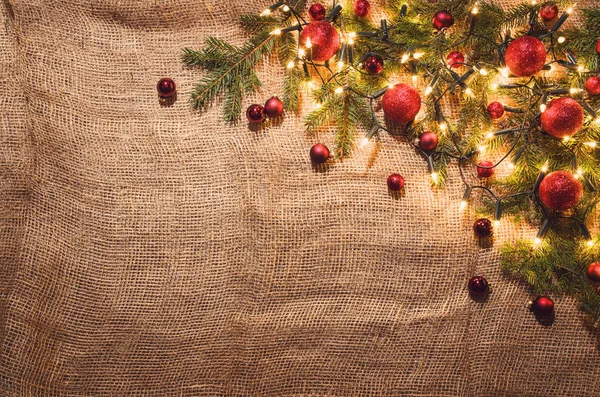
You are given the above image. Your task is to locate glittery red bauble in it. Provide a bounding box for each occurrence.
[418,131,438,151]
[432,10,454,30]
[477,161,495,178]
[504,36,547,77]
[299,21,340,62]
[596,39,600,54]
[246,104,265,123]
[353,0,370,17]
[382,84,421,124]
[310,143,330,164]
[468,276,489,296]
[157,78,176,98]
[587,262,600,282]
[387,173,405,191]
[539,3,559,21]
[308,3,326,21]
[446,51,464,68]
[540,97,583,139]
[473,218,493,238]
[264,96,284,118]
[539,171,582,211]
[487,101,505,119]
[530,296,554,316]
[585,76,600,96]
[362,55,384,75]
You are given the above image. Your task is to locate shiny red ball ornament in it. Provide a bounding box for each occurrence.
[308,3,326,21]
[530,296,554,316]
[473,218,493,238]
[539,3,559,21]
[504,36,547,77]
[418,131,438,151]
[596,39,600,54]
[362,54,384,75]
[446,51,464,69]
[587,262,600,282]
[468,276,489,296]
[264,96,284,118]
[476,161,495,178]
[382,84,421,124]
[432,10,454,30]
[299,21,340,62]
[310,143,330,165]
[157,78,176,98]
[585,76,600,96]
[540,97,583,139]
[387,173,405,191]
[353,0,370,17]
[487,101,505,119]
[246,104,266,123]
[539,171,583,211]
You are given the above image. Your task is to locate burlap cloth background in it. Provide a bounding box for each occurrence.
[1,0,600,395]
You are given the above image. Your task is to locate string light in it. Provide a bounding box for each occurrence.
[533,237,543,248]
[431,172,440,184]
[439,122,447,132]
[595,117,600,124]
[282,5,290,12]
[359,137,370,148]
[261,9,271,16]
[570,87,582,95]
[584,142,597,148]
[286,61,295,69]
[425,86,433,96]
[465,87,474,97]
[541,161,549,173]
[478,68,488,76]
[413,52,424,59]
[298,48,306,57]
[270,29,282,35]
[490,83,498,91]
[486,132,495,140]
[558,36,566,44]
[412,75,418,83]
[539,103,547,112]
[401,54,409,63]
[563,136,570,142]
[471,5,479,14]
[500,67,509,78]
[334,86,344,94]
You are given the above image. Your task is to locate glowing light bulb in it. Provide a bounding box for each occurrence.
[540,103,547,112]
[508,161,515,170]
[298,48,306,57]
[347,37,354,45]
[270,29,282,35]
[595,117,600,124]
[471,6,479,14]
[500,67,509,78]
[563,136,570,142]
[541,162,549,173]
[282,5,290,12]
[425,86,433,96]
[494,220,501,228]
[412,75,418,83]
[287,61,295,69]
[335,86,344,95]
[314,102,322,109]
[261,9,271,16]
[431,172,439,184]
[570,87,581,95]
[401,54,409,63]
[479,68,488,76]
[439,122,447,132]
[459,200,468,212]
[465,87,474,97]
[558,36,566,44]
[587,240,595,247]
[337,61,344,70]
[413,52,424,59]
[490,83,498,91]
[567,5,574,14]
[577,65,585,73]
[585,141,597,148]
[478,145,486,154]
[359,137,370,148]
[486,132,494,140]
[305,38,312,48]
[533,237,542,248]
[388,81,397,89]
[348,31,356,39]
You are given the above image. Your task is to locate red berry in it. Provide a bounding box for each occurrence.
[473,218,493,238]
[504,36,547,77]
[596,39,600,54]
[264,96,284,118]
[446,51,464,69]
[382,84,421,124]
[299,21,340,62]
[157,78,176,98]
[585,76,600,96]
[530,296,554,316]
[310,143,330,165]
[418,131,438,151]
[539,3,559,21]
[540,97,583,139]
[308,3,326,21]
[362,55,384,75]
[538,171,583,211]
[468,276,489,296]
[476,161,495,178]
[353,0,370,17]
[487,101,505,119]
[246,104,266,123]
[432,10,454,30]
[587,262,600,282]
[387,173,405,191]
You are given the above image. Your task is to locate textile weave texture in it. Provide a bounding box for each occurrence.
[1,0,600,396]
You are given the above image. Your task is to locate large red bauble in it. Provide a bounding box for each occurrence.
[530,296,554,316]
[382,84,421,124]
[310,143,330,164]
[446,51,464,69]
[246,104,265,123]
[387,173,405,191]
[585,76,600,96]
[308,3,326,21]
[432,10,454,30]
[468,276,489,296]
[157,78,176,98]
[540,97,583,139]
[504,36,547,77]
[264,96,284,118]
[487,102,505,119]
[473,218,493,238]
[299,21,340,62]
[587,262,600,282]
[476,161,495,178]
[539,3,558,21]
[538,171,582,211]
[418,131,438,151]
[353,0,370,17]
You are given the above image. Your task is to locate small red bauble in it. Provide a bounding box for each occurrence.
[473,218,493,238]
[387,173,405,191]
[585,76,600,96]
[157,78,176,98]
[596,39,600,54]
[538,171,583,211]
[539,3,559,21]
[264,96,284,118]
[353,0,370,17]
[468,276,489,296]
[362,54,384,75]
[504,36,547,77]
[299,21,340,62]
[432,10,454,30]
[308,3,326,21]
[446,51,464,69]
[530,296,554,316]
[476,161,495,178]
[382,84,421,124]
[246,104,266,123]
[487,101,505,119]
[540,97,583,139]
[418,131,438,151]
[587,262,600,282]
[310,143,330,164]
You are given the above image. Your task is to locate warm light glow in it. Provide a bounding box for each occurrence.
[261,9,271,16]
[588,240,595,248]
[478,145,486,154]
[595,117,600,124]
[570,87,582,95]
[298,48,306,57]
[270,29,281,35]
[413,52,424,59]
[500,67,509,78]
[347,37,355,45]
[471,6,479,14]
[540,103,547,112]
[465,88,474,97]
[287,61,295,69]
[563,136,570,142]
[307,81,316,91]
[486,132,494,140]
[478,68,488,76]
[335,86,344,94]
[348,31,356,39]
[412,75,418,83]
[388,81,397,89]
[533,237,542,248]
[494,220,501,228]
[425,86,433,96]
[585,141,597,148]
[459,200,468,212]
[282,5,290,12]
[401,54,409,63]
[337,61,344,70]
[541,161,549,173]
[490,83,498,91]
[577,65,585,73]
[531,0,537,4]
[567,5,574,14]
[314,102,322,109]
[558,36,566,44]
[508,161,515,170]
[431,172,439,184]
[439,122,447,132]
[305,38,312,48]
[359,137,370,148]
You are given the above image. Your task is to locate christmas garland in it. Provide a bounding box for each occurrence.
[179,0,600,328]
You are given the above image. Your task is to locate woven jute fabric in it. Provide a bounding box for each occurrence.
[1,0,600,395]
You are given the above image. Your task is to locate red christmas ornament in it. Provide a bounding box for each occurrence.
[530,296,554,316]
[157,78,176,98]
[587,262,600,282]
[487,101,505,119]
[596,39,600,54]
[353,0,370,17]
[538,171,583,211]
[310,143,330,164]
[540,97,583,139]
[468,276,489,296]
[539,3,559,21]
[476,161,495,178]
[418,131,438,151]
[387,173,405,191]
[432,10,454,30]
[299,21,340,62]
[473,218,493,238]
[362,55,384,75]
[246,104,266,123]
[264,96,284,118]
[308,3,326,21]
[585,76,600,96]
[504,36,547,77]
[446,51,464,69]
[382,84,421,124]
